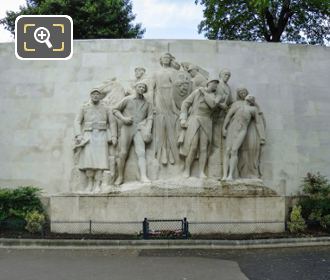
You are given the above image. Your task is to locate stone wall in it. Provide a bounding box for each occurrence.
[0,39,329,195]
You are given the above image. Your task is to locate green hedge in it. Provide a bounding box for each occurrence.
[298,172,330,231]
[0,186,44,221]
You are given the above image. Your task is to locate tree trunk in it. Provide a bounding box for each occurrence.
[263,0,293,43]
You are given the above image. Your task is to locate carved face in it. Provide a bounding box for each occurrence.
[207,81,218,92]
[221,72,231,83]
[136,84,147,95]
[171,60,180,70]
[237,89,248,100]
[90,90,102,103]
[161,55,171,66]
[135,68,145,79]
[178,82,190,96]
[245,95,255,105]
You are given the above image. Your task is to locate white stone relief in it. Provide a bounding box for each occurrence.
[72,54,267,192]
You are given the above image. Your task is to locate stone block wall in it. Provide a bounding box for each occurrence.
[0,40,329,195]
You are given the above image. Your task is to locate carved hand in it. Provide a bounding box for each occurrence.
[145,133,152,143]
[260,138,266,145]
[219,103,228,110]
[180,119,187,128]
[222,129,227,138]
[111,137,118,146]
[75,135,83,145]
[123,117,133,125]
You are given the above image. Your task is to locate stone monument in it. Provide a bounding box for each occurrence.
[51,50,285,234]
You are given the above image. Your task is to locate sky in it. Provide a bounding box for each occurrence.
[0,0,205,42]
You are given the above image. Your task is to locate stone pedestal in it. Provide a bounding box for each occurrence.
[50,179,285,234]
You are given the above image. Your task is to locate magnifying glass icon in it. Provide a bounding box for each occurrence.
[34,27,53,48]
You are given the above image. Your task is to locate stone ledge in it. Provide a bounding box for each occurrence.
[1,237,330,250]
[64,178,278,197]
[50,194,285,234]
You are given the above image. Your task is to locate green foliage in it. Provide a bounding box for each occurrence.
[195,0,330,45]
[320,214,330,231]
[308,208,322,222]
[301,172,330,197]
[0,186,44,221]
[0,0,145,39]
[25,210,46,233]
[288,205,307,233]
[299,172,330,231]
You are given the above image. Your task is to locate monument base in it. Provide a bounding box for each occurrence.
[50,178,285,234]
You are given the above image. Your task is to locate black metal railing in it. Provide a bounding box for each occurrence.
[142,218,189,239]
[1,218,285,239]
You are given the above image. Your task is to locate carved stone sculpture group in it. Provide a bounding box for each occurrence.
[73,53,266,192]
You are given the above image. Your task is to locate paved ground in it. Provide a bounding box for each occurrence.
[0,246,329,280]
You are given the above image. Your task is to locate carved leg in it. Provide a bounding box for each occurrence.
[199,130,208,179]
[222,147,230,180]
[134,133,150,183]
[183,132,199,178]
[138,157,150,183]
[115,155,126,185]
[161,143,168,165]
[169,148,175,165]
[94,170,103,192]
[109,155,116,185]
[85,169,95,192]
[228,130,247,180]
[115,128,132,185]
[228,151,238,181]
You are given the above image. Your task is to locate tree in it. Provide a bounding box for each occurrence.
[195,0,330,45]
[0,0,145,39]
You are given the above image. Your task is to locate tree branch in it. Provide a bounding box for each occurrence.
[276,0,293,40]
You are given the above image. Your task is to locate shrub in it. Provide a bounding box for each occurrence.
[0,186,44,221]
[288,205,307,233]
[320,215,330,231]
[308,209,322,222]
[25,211,45,233]
[299,172,330,224]
[301,172,330,197]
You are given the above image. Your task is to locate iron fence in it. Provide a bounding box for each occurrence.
[142,218,189,239]
[51,220,142,235]
[189,220,284,235]
[1,218,285,239]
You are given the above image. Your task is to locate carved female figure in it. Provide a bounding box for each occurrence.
[222,95,266,181]
[152,53,180,165]
[228,88,266,179]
